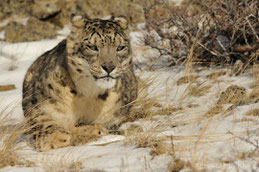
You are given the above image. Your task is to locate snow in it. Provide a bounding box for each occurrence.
[0,31,5,40]
[0,30,258,171]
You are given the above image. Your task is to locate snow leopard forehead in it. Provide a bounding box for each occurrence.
[69,15,129,46]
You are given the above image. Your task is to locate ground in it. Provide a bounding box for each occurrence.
[0,29,258,171]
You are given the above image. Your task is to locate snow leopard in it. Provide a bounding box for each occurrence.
[22,14,138,151]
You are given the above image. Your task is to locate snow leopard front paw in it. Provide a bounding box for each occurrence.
[70,124,108,146]
[35,129,71,152]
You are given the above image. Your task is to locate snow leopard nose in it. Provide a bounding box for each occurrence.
[101,64,115,74]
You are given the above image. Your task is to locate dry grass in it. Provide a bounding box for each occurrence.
[0,54,258,172]
[206,71,227,81]
[204,105,224,118]
[248,86,259,104]
[41,159,85,172]
[188,84,211,97]
[251,64,259,82]
[125,133,170,156]
[123,61,259,171]
[176,75,199,85]
[0,102,34,169]
[0,84,16,92]
[125,76,182,123]
[246,109,259,117]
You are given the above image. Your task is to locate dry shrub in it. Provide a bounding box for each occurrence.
[141,0,258,67]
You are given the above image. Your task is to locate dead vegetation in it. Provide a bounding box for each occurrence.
[41,159,85,172]
[246,109,259,117]
[0,2,258,170]
[206,71,227,80]
[122,64,259,171]
[125,133,170,156]
[140,0,258,68]
[176,75,198,85]
[187,84,211,97]
[228,130,259,162]
[0,103,34,169]
[125,76,182,123]
[0,84,16,92]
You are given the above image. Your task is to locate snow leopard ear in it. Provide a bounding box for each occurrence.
[70,14,86,28]
[113,16,129,30]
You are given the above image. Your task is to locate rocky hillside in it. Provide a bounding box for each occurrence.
[0,0,144,42]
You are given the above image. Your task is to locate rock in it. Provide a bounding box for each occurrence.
[75,0,144,27]
[4,17,58,42]
[0,0,32,20]
[29,0,60,20]
[1,0,145,42]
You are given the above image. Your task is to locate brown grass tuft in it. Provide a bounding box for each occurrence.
[247,86,259,104]
[41,159,85,172]
[168,158,186,172]
[177,75,199,85]
[127,97,182,122]
[251,64,259,82]
[204,105,223,117]
[206,71,227,81]
[0,84,16,92]
[246,109,259,117]
[125,133,169,156]
[0,148,33,169]
[125,76,182,122]
[188,85,211,97]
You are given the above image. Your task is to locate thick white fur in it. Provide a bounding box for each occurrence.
[96,78,116,90]
[40,62,121,129]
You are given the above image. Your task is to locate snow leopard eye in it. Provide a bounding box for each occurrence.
[116,46,126,52]
[87,45,98,51]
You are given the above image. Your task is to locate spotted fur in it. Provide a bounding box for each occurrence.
[22,15,138,151]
